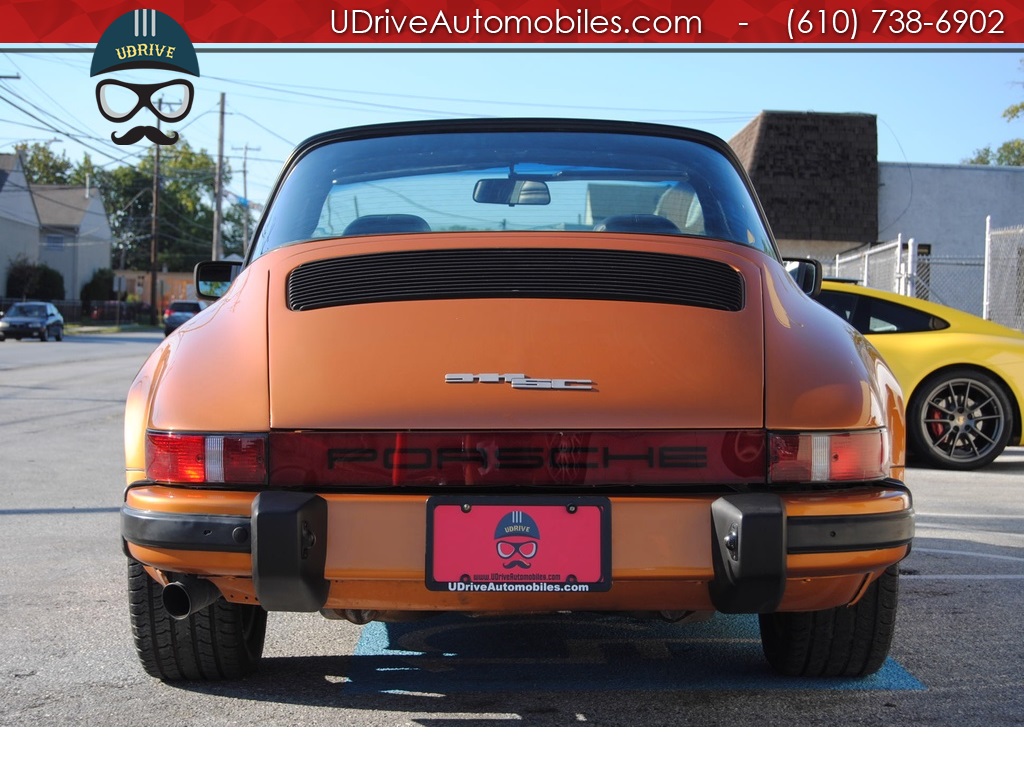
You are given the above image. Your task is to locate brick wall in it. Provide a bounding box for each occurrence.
[730,111,878,244]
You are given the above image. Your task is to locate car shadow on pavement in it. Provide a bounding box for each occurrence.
[171,612,923,724]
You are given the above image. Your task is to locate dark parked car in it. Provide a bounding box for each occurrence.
[0,301,64,341]
[162,299,208,336]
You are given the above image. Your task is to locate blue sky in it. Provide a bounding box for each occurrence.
[1,47,1023,210]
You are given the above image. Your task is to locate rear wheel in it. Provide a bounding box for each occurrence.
[127,558,267,681]
[908,368,1012,470]
[758,565,899,677]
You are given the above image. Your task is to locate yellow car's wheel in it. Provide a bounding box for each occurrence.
[909,368,1012,471]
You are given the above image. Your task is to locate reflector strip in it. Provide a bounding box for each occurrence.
[811,434,831,482]
[205,436,225,483]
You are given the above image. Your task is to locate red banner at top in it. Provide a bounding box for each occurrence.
[2,0,1023,45]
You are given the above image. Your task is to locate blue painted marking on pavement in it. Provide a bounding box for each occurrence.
[341,613,925,694]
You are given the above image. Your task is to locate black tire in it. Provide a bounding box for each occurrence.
[127,558,267,681]
[908,368,1012,471]
[758,565,899,677]
[55,325,63,341]
[39,326,48,341]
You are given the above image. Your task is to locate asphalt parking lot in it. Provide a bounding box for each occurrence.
[1,332,1022,730]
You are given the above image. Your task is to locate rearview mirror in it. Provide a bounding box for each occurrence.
[784,258,823,298]
[194,260,243,300]
[473,179,550,206]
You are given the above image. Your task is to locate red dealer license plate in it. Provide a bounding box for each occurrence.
[426,496,611,593]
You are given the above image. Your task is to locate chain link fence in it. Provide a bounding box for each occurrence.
[827,237,904,291]
[984,220,1024,331]
[911,254,985,316]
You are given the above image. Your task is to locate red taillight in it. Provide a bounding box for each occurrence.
[768,429,890,483]
[146,432,267,485]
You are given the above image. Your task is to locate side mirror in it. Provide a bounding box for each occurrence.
[195,260,243,300]
[784,257,823,298]
[473,178,550,206]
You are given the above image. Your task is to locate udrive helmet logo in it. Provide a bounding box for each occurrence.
[91,10,200,146]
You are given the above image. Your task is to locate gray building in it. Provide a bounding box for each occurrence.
[729,110,1024,267]
[0,153,42,294]
[31,183,113,300]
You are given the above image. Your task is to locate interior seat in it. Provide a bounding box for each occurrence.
[343,214,431,236]
[593,214,682,235]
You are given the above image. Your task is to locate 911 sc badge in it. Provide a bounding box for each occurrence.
[445,372,594,390]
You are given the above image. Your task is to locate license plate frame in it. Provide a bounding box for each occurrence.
[426,495,611,593]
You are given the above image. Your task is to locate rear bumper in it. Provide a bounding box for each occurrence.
[122,482,913,615]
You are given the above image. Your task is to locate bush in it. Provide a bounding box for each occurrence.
[5,258,65,300]
[80,268,114,303]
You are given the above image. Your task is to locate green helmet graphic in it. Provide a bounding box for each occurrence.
[90,9,200,77]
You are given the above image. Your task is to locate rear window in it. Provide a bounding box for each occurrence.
[170,302,201,313]
[252,127,776,260]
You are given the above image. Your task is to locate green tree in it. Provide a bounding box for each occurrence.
[15,141,73,184]
[91,140,229,272]
[222,199,258,257]
[965,140,1024,166]
[966,64,1024,166]
[80,267,114,303]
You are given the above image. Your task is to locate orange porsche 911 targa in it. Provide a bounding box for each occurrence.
[121,118,914,681]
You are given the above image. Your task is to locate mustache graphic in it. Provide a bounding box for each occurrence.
[502,560,532,570]
[111,126,179,145]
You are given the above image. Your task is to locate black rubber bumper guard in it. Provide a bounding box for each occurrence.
[250,491,330,612]
[121,490,330,612]
[709,488,914,614]
[122,486,913,615]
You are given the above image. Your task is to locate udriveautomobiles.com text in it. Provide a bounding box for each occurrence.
[329,8,703,38]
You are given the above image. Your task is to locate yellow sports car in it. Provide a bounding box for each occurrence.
[121,119,913,682]
[818,280,1024,470]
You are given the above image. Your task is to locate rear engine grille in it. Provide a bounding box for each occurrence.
[286,249,744,312]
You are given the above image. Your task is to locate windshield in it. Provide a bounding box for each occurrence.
[252,127,776,260]
[8,304,46,318]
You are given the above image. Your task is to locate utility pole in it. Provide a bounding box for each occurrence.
[148,95,179,326]
[149,124,161,327]
[211,93,225,261]
[231,142,260,249]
